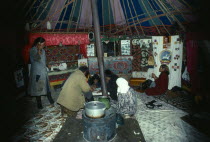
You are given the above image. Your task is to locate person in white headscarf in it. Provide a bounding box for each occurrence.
[116,78,137,118]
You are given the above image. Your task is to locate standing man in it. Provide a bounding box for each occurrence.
[28,37,54,109]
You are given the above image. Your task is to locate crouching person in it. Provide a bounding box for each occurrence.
[57,66,93,117]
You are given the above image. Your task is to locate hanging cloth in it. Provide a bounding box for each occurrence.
[182,66,190,82]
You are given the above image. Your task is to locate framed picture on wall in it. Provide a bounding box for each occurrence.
[120,40,131,56]
[87,43,95,57]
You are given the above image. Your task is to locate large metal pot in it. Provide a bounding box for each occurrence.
[85,101,106,118]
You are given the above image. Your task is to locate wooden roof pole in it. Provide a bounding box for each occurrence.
[75,0,83,32]
[146,0,170,35]
[32,0,75,31]
[59,0,69,31]
[113,10,190,35]
[141,0,161,35]
[67,0,77,32]
[130,0,145,35]
[121,0,132,35]
[126,0,140,36]
[158,0,186,32]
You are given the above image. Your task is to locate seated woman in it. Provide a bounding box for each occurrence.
[145,64,169,96]
[116,78,137,118]
[105,69,119,101]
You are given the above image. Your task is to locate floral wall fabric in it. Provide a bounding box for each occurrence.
[88,56,133,74]
[132,45,141,71]
[22,33,89,64]
[45,45,79,65]
[131,39,153,72]
[28,33,89,46]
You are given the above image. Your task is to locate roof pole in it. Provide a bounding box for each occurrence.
[91,0,108,96]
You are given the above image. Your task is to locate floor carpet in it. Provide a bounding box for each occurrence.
[154,90,194,113]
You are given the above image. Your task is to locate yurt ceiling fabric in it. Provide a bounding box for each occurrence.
[22,0,195,35]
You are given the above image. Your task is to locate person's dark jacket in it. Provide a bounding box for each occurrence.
[107,74,119,101]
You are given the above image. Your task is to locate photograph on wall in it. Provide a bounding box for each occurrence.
[163,36,171,49]
[140,39,152,49]
[78,58,88,67]
[132,39,141,46]
[87,44,95,56]
[121,40,131,55]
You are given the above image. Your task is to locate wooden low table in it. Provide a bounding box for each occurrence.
[53,116,146,142]
[129,78,146,93]
[129,78,146,86]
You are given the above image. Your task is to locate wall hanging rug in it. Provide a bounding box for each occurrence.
[132,39,153,72]
[152,35,183,89]
[28,33,90,46]
[22,33,89,64]
[132,44,142,71]
[45,45,79,65]
[88,56,133,74]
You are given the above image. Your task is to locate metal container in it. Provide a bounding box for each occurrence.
[98,96,110,109]
[85,101,106,118]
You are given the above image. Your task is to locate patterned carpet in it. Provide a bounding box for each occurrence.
[11,104,66,142]
[11,87,202,142]
[154,90,194,113]
[135,93,210,142]
[132,85,194,113]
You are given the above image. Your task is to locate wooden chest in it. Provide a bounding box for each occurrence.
[129,78,146,86]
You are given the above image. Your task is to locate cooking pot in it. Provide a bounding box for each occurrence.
[85,101,106,118]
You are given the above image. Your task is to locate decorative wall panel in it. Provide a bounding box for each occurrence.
[88,56,133,74]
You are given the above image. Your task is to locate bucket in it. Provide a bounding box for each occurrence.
[98,96,110,109]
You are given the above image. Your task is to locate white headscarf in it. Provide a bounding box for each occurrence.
[116,77,130,94]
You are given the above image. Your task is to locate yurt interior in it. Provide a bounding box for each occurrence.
[1,0,210,141]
